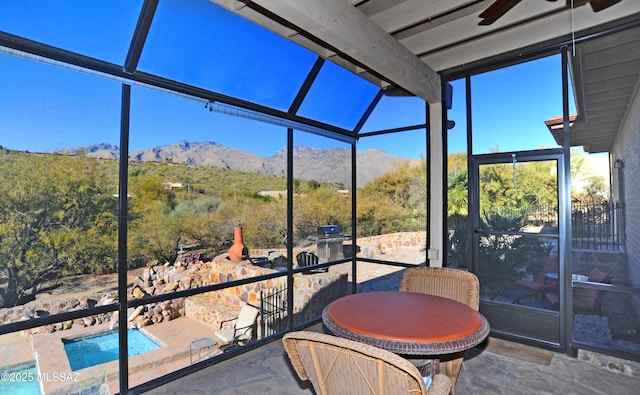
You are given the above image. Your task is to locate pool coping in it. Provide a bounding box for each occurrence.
[63,327,164,372]
[31,317,221,394]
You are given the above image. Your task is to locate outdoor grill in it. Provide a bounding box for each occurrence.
[308,225,351,262]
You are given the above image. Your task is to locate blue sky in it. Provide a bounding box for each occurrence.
[447,54,575,155]
[0,0,573,159]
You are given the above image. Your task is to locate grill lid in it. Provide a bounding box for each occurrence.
[316,225,342,236]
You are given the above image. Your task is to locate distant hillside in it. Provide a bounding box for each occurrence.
[62,141,412,187]
[62,143,120,160]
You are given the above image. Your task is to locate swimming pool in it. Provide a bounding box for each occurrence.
[0,364,41,395]
[64,329,161,371]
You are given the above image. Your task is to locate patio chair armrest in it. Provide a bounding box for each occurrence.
[219,316,239,329]
[233,322,254,331]
[231,322,256,339]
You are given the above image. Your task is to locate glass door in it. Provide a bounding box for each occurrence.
[472,150,565,348]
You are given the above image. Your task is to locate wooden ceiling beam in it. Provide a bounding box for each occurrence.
[245,0,441,103]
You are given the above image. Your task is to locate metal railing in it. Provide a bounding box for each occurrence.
[259,285,288,338]
[478,200,624,251]
[572,200,624,251]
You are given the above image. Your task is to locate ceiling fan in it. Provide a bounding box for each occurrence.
[478,0,622,26]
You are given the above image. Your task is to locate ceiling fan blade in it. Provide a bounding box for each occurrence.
[588,0,622,12]
[478,0,522,25]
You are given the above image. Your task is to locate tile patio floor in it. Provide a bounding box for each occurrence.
[141,322,640,395]
[4,255,640,394]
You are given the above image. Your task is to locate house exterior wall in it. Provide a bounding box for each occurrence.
[611,85,640,291]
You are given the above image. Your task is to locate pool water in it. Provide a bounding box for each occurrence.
[64,329,161,371]
[0,365,41,395]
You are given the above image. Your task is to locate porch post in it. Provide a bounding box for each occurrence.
[428,101,445,267]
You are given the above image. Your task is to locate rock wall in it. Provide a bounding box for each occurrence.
[2,254,347,336]
[130,256,347,332]
[572,250,628,284]
[183,258,348,334]
[356,231,427,257]
[573,249,639,338]
[0,293,116,334]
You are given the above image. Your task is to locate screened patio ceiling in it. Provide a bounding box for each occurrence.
[0,0,421,146]
[2,2,640,394]
[3,0,639,151]
[211,0,640,152]
[0,0,640,152]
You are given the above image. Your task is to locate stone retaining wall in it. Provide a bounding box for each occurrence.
[251,231,427,262]
[183,258,347,334]
[0,293,115,332]
[573,249,628,284]
[1,233,421,331]
[356,231,427,257]
[573,249,639,338]
[2,254,347,337]
[126,256,347,333]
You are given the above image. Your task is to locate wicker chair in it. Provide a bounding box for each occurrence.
[283,331,452,395]
[399,267,480,394]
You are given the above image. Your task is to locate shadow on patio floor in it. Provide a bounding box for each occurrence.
[142,322,640,395]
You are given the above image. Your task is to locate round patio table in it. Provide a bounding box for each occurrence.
[322,291,490,356]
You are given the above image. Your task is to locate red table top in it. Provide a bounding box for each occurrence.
[324,291,485,347]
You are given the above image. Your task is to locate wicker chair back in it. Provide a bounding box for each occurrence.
[283,331,452,395]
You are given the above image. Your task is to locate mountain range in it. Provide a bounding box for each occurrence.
[62,141,413,187]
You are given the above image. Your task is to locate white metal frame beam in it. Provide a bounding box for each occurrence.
[241,0,442,103]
